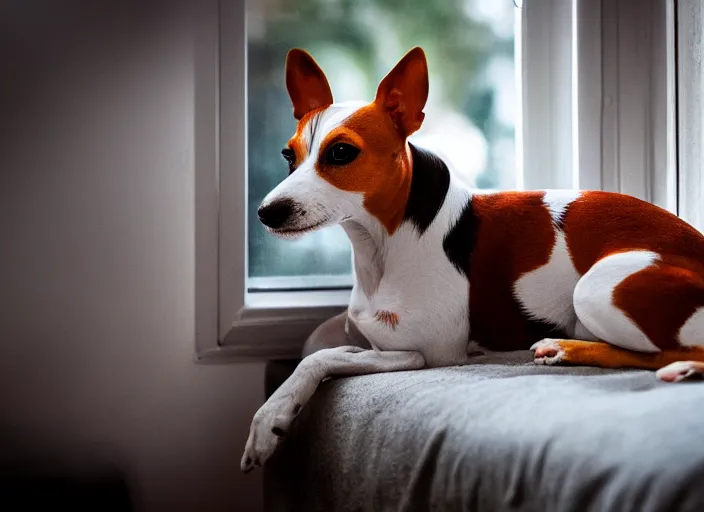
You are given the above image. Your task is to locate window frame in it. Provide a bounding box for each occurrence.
[196,0,348,363]
[520,0,675,208]
[195,0,678,363]
[676,0,704,232]
[596,0,676,211]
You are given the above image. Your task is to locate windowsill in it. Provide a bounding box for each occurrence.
[245,287,351,309]
[195,288,350,363]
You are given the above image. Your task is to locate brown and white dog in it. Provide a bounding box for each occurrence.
[241,47,704,472]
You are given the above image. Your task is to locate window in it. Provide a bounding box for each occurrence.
[195,0,688,362]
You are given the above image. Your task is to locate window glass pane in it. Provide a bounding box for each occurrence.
[247,0,517,280]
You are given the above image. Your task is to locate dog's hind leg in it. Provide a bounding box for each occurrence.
[241,345,425,472]
[532,250,704,380]
[532,338,704,372]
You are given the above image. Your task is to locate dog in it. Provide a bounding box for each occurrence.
[241,46,704,473]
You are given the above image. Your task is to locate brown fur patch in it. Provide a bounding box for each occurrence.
[562,191,704,274]
[374,47,428,137]
[468,192,563,350]
[316,103,412,234]
[375,310,400,330]
[285,49,334,120]
[612,257,704,350]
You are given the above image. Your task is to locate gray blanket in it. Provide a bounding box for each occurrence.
[264,351,704,512]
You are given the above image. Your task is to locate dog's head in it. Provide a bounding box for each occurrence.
[257,47,429,238]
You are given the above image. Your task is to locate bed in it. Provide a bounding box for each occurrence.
[263,350,704,512]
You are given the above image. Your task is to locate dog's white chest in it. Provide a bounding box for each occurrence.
[347,229,471,368]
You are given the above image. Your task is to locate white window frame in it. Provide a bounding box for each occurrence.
[195,0,678,363]
[676,0,704,232]
[597,0,676,211]
[521,0,675,209]
[195,0,348,363]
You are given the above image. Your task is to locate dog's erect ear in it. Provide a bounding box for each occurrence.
[285,49,334,120]
[374,47,429,137]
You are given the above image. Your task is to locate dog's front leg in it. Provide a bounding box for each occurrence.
[240,346,425,472]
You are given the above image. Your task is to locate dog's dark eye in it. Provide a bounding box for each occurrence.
[281,148,296,173]
[325,143,360,166]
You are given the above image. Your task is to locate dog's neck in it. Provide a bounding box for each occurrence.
[341,219,385,297]
[341,142,456,298]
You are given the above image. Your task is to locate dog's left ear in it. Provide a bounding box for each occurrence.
[375,47,429,137]
[286,48,334,120]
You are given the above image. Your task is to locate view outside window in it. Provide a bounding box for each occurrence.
[247,0,517,283]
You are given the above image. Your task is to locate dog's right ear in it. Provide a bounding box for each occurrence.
[285,49,334,120]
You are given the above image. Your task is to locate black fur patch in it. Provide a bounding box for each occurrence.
[442,198,477,278]
[403,143,451,235]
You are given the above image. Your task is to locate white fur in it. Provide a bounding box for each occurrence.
[346,179,473,368]
[655,361,703,382]
[513,190,597,339]
[513,231,583,335]
[531,338,567,365]
[574,318,597,340]
[573,251,661,353]
[679,306,704,346]
[543,189,581,225]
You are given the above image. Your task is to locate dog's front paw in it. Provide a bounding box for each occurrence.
[530,338,566,366]
[240,399,303,473]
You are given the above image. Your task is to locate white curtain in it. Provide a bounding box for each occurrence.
[677,0,704,233]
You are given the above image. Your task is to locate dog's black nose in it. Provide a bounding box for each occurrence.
[258,199,294,229]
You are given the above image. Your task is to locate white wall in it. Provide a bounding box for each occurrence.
[0,1,264,510]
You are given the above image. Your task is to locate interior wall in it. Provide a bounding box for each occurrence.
[0,1,264,510]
